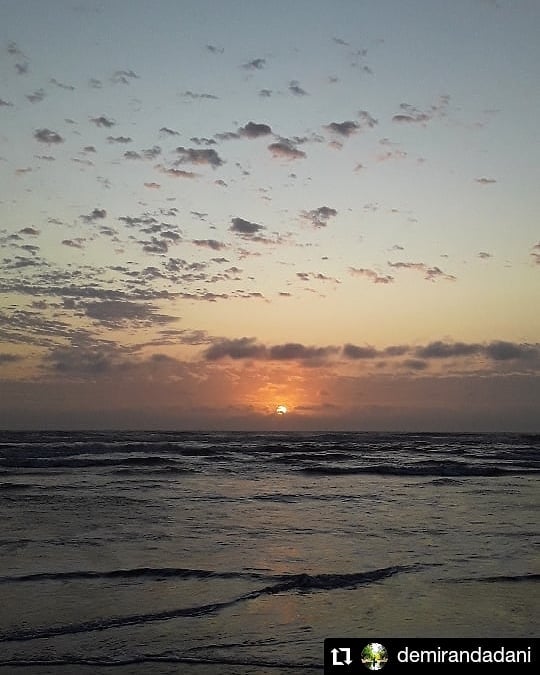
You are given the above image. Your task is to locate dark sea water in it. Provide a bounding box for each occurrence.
[0,431,538,674]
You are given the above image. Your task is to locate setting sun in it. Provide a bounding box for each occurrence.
[275,405,288,415]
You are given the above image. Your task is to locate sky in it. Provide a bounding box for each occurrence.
[0,0,539,431]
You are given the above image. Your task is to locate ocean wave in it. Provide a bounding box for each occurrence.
[299,463,539,477]
[0,565,419,643]
[0,655,322,671]
[0,456,183,469]
[0,566,270,585]
[455,573,540,584]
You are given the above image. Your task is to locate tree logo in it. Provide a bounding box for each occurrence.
[361,642,389,670]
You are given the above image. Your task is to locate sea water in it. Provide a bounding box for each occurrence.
[0,431,538,673]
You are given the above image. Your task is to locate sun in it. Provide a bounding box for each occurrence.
[275,405,288,415]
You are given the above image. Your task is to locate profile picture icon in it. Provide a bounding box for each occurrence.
[361,642,388,670]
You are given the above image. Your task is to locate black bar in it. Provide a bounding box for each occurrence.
[324,638,538,673]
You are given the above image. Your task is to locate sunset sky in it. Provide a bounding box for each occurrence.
[1,0,539,430]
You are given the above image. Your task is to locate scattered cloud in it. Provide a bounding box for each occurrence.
[107,135,132,144]
[268,139,306,160]
[239,121,273,138]
[156,164,197,179]
[475,177,497,185]
[204,338,338,362]
[84,300,176,327]
[91,115,115,127]
[302,206,338,227]
[175,147,223,168]
[531,242,540,265]
[34,129,64,144]
[349,267,394,284]
[343,344,379,359]
[26,89,46,103]
[192,239,228,251]
[387,261,456,282]
[357,110,378,128]
[61,238,85,249]
[325,120,360,137]
[160,126,179,136]
[81,208,107,223]
[415,341,481,358]
[50,78,75,91]
[230,217,265,236]
[289,80,308,96]
[392,97,450,125]
[242,58,266,70]
[181,90,219,100]
[111,69,139,85]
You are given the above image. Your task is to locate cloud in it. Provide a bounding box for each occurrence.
[19,227,40,236]
[230,217,265,236]
[156,165,197,179]
[84,300,177,327]
[343,344,379,359]
[289,80,308,96]
[268,139,306,160]
[415,341,481,358]
[144,182,160,189]
[192,239,227,251]
[296,272,340,284]
[302,206,337,227]
[190,137,217,146]
[387,261,456,282]
[475,177,497,185]
[238,121,273,138]
[34,129,64,144]
[204,338,337,362]
[0,98,14,107]
[484,341,539,361]
[48,341,128,375]
[349,267,394,284]
[181,90,218,100]
[111,69,139,84]
[268,343,337,361]
[26,89,46,103]
[175,147,223,168]
[61,238,85,249]
[392,97,450,125]
[7,41,26,58]
[81,208,107,223]
[160,126,179,136]
[325,120,359,137]
[205,337,266,360]
[50,78,75,91]
[91,115,115,127]
[107,135,132,144]
[242,58,266,70]
[402,358,429,370]
[357,110,378,128]
[531,242,540,265]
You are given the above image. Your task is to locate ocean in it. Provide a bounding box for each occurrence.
[0,431,538,674]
